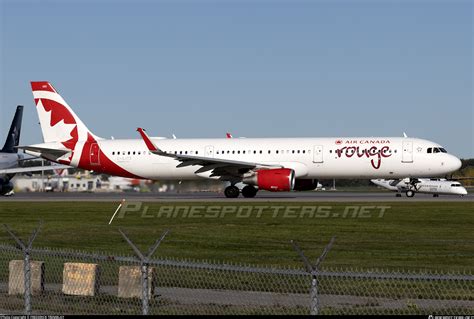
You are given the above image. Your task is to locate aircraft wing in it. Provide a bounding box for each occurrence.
[449,177,474,181]
[0,164,71,175]
[137,128,281,179]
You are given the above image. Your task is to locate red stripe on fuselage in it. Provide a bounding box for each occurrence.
[77,134,145,179]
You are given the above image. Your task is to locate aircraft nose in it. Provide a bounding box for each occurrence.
[451,156,462,171]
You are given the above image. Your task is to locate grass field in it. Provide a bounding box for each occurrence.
[0,201,472,272]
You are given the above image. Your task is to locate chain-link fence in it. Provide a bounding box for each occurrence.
[1,242,473,315]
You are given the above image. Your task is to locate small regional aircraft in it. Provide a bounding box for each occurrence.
[0,105,70,195]
[20,82,462,198]
[371,178,468,197]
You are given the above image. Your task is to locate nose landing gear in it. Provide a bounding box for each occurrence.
[406,190,415,197]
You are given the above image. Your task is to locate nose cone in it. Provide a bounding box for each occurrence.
[444,155,462,173]
[452,156,462,171]
[460,187,468,195]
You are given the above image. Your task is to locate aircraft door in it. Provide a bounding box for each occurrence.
[313,145,323,163]
[90,143,100,165]
[205,145,214,158]
[402,141,413,163]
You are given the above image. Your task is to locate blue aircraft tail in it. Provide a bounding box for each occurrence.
[1,105,23,153]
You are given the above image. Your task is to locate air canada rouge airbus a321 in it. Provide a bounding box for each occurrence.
[19,82,462,198]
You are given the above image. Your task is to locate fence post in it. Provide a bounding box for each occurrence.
[291,236,335,316]
[3,222,42,315]
[119,228,169,315]
[310,276,318,315]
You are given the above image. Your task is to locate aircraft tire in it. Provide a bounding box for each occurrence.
[224,185,240,198]
[242,185,258,198]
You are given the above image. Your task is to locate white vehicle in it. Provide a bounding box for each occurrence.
[371,178,468,197]
[21,82,462,198]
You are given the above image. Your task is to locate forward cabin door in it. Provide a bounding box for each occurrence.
[90,143,100,165]
[313,145,323,163]
[402,141,413,163]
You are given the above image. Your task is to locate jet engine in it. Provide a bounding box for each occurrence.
[294,179,319,191]
[243,168,295,192]
[0,181,14,195]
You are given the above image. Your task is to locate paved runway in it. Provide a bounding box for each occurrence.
[2,191,473,202]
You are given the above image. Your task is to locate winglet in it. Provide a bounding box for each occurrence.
[137,128,159,151]
[226,132,233,138]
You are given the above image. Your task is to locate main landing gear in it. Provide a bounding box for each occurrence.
[224,185,240,198]
[406,190,415,197]
[241,185,258,198]
[224,185,258,198]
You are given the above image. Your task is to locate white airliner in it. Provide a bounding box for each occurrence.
[20,82,462,198]
[371,178,468,197]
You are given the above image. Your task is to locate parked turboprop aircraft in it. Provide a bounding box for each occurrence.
[371,178,468,197]
[0,105,70,195]
[20,82,462,198]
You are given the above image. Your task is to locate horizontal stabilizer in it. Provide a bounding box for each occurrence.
[0,164,71,175]
[15,146,70,158]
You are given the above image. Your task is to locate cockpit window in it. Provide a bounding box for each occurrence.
[451,183,461,187]
[428,147,447,154]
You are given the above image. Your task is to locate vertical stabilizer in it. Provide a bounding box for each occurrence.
[1,105,23,153]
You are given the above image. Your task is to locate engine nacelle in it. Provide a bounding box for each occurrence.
[243,168,295,192]
[0,182,14,195]
[294,179,319,191]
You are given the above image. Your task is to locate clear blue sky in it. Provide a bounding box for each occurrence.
[1,0,472,157]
